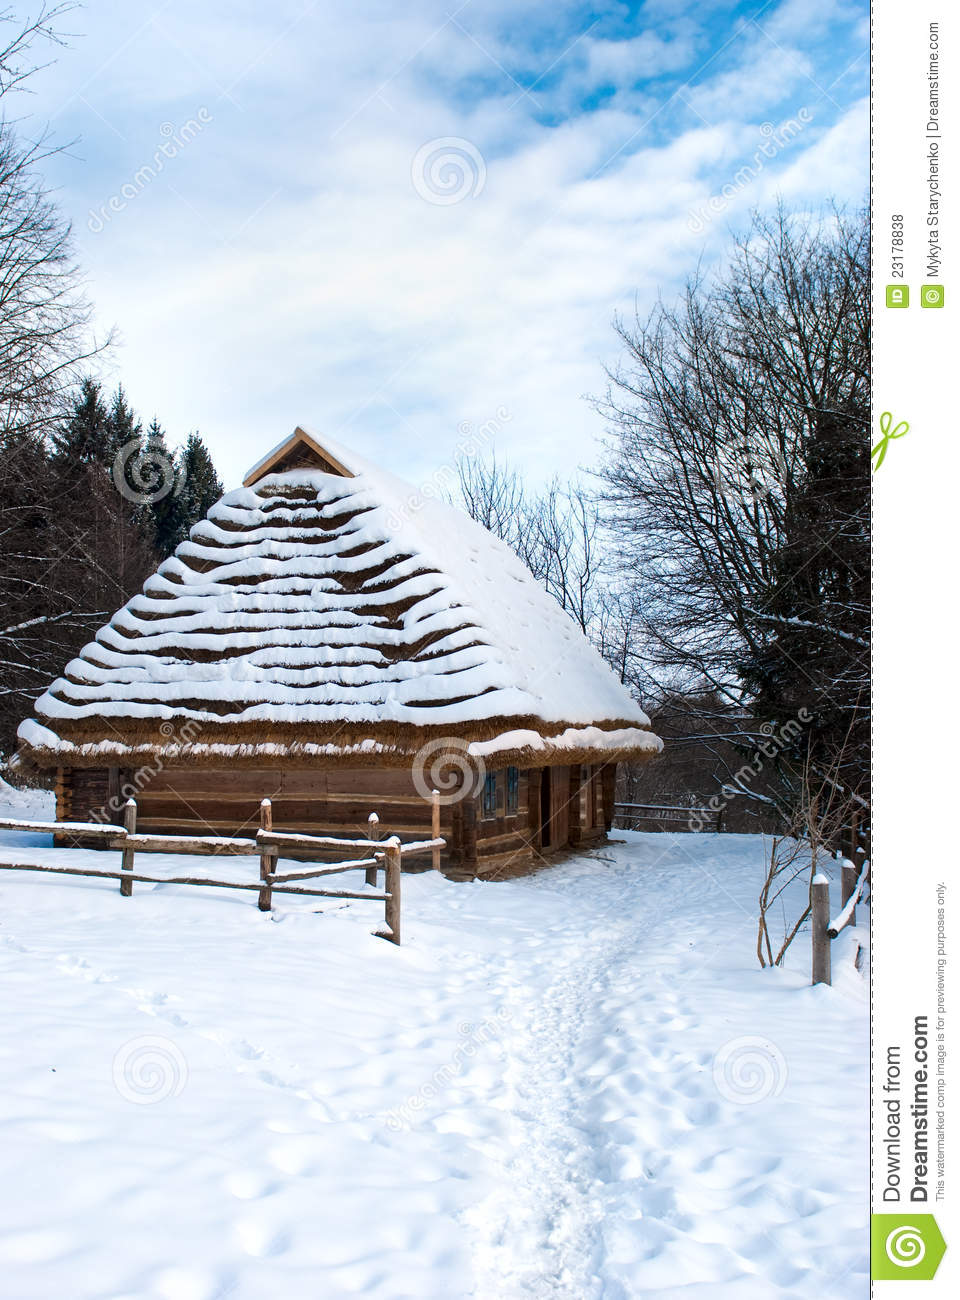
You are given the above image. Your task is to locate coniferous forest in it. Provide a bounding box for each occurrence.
[0,378,223,754]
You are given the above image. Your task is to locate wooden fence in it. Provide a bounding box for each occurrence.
[0,793,446,946]
[810,854,871,985]
[613,801,725,832]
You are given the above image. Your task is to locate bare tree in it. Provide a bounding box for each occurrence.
[453,454,613,640]
[1,4,75,95]
[756,728,864,968]
[597,204,870,809]
[1,3,104,437]
[526,479,604,634]
[455,453,527,548]
[0,5,130,758]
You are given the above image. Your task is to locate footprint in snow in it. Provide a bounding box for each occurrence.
[57,954,116,983]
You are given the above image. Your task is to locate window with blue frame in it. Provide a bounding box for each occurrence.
[482,771,498,819]
[506,766,519,814]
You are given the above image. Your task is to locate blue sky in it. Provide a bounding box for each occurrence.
[23,0,869,488]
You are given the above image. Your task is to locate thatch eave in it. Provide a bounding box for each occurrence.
[18,715,663,772]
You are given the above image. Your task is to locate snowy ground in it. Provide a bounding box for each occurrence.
[0,783,868,1299]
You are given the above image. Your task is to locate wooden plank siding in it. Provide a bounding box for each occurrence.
[55,766,457,868]
[474,768,534,877]
[473,762,613,875]
[601,762,617,831]
[54,760,619,877]
[54,766,113,846]
[549,764,570,849]
[138,768,455,868]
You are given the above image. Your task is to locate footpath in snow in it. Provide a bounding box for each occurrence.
[0,785,868,1299]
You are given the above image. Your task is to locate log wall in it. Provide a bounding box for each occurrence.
[55,765,457,867]
[548,764,570,848]
[473,768,534,877]
[54,759,619,877]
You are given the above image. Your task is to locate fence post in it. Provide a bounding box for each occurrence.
[844,809,860,862]
[120,798,137,896]
[258,799,275,912]
[431,789,441,873]
[811,874,831,985]
[384,837,402,945]
[840,859,858,930]
[365,812,380,888]
[854,843,868,871]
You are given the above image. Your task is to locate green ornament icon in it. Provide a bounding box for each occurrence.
[871,1214,947,1280]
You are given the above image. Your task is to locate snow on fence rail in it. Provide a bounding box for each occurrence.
[826,860,870,939]
[0,793,447,946]
[811,855,871,986]
[613,801,724,832]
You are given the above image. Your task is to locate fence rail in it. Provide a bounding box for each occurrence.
[0,792,446,946]
[613,801,724,832]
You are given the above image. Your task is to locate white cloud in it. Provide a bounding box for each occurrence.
[584,30,698,85]
[25,0,868,490]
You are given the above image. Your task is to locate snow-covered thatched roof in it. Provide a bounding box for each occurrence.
[19,429,662,769]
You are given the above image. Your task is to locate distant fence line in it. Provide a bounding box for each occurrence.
[613,801,725,833]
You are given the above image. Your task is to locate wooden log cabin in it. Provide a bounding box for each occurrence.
[18,428,661,879]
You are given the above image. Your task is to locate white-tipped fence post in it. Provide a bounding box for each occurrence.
[366,812,380,888]
[258,799,275,912]
[120,798,137,896]
[384,837,402,945]
[811,873,831,986]
[840,858,858,931]
[431,789,441,873]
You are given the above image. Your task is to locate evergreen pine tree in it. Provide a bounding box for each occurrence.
[177,432,223,542]
[147,430,223,556]
[51,378,110,464]
[138,418,183,555]
[104,384,142,462]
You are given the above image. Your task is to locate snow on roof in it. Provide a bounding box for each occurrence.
[21,430,658,755]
